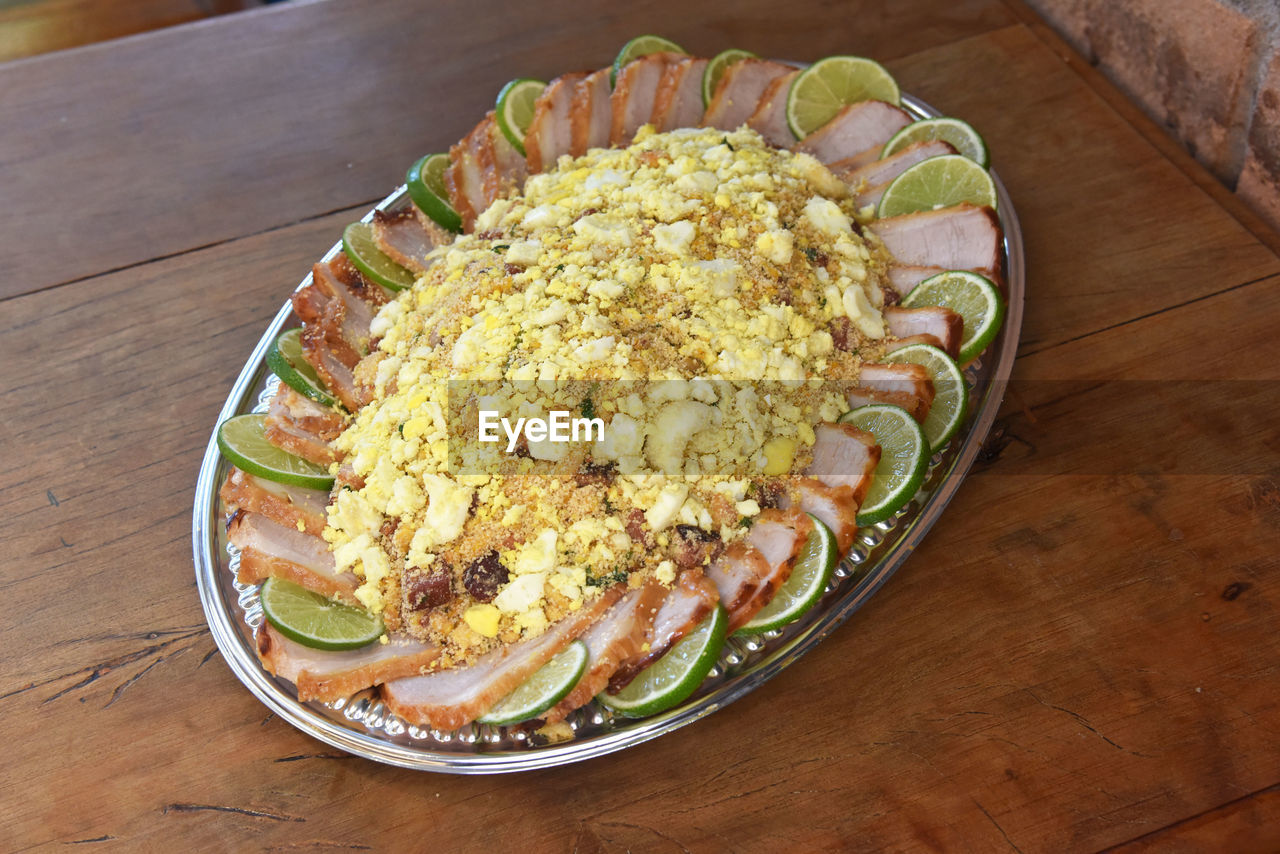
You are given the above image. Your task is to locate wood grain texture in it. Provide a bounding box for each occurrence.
[2,0,1279,850]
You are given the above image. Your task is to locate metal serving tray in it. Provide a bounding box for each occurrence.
[192,93,1025,773]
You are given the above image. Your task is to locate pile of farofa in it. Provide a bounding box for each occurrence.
[323,125,895,667]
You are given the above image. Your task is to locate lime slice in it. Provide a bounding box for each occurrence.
[838,404,929,526]
[736,516,837,634]
[217,414,335,490]
[901,270,1006,364]
[611,34,685,88]
[343,222,415,292]
[883,343,969,452]
[265,328,339,409]
[882,118,990,169]
[599,604,727,717]
[260,577,384,651]
[877,154,997,218]
[702,48,757,108]
[495,78,546,158]
[786,55,901,139]
[406,153,463,234]
[477,640,589,726]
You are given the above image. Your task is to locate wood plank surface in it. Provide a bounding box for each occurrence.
[1,0,1278,850]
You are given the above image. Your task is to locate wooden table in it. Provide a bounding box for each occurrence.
[3,0,1278,849]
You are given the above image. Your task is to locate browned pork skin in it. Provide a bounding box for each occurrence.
[609,568,720,692]
[791,100,912,164]
[849,363,935,423]
[883,305,964,359]
[381,589,622,730]
[702,58,795,131]
[652,56,710,132]
[229,511,359,604]
[706,509,812,633]
[257,623,441,703]
[262,382,342,466]
[784,478,862,554]
[869,203,1002,273]
[372,209,436,274]
[220,466,329,537]
[745,69,800,147]
[806,423,881,504]
[611,53,685,145]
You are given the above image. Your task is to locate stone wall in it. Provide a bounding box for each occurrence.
[1023,0,1280,231]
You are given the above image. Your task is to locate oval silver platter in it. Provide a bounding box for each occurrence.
[192,92,1025,773]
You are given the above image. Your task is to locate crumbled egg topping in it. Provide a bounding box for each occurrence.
[324,126,893,663]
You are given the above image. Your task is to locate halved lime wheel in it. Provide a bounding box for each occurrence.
[882,117,990,169]
[217,414,334,490]
[883,343,969,452]
[838,404,929,526]
[702,48,756,107]
[877,153,997,218]
[599,604,727,717]
[901,270,1006,364]
[265,328,338,408]
[786,55,900,139]
[495,78,546,157]
[611,34,685,88]
[477,640,589,726]
[406,153,463,234]
[736,516,837,634]
[260,577,384,651]
[342,222,416,291]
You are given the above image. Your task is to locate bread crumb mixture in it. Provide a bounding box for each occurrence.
[324,125,894,665]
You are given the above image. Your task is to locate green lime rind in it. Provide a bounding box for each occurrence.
[876,153,997,219]
[260,577,384,651]
[611,34,685,88]
[736,515,837,635]
[901,270,1006,364]
[786,55,900,139]
[883,343,970,453]
[702,48,757,108]
[217,414,335,490]
[599,604,727,717]
[495,78,547,158]
[265,328,339,408]
[477,640,589,726]
[838,404,930,527]
[343,222,416,291]
[882,117,990,169]
[406,153,463,234]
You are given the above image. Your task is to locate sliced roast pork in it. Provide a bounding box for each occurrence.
[868,203,1002,273]
[841,139,956,186]
[652,57,710,132]
[706,509,811,633]
[542,581,668,723]
[609,568,720,692]
[786,478,861,554]
[848,363,935,422]
[257,623,440,702]
[220,466,329,536]
[299,323,360,413]
[570,68,612,155]
[228,511,359,603]
[526,72,587,173]
[488,115,528,199]
[702,58,795,131]
[372,209,436,274]
[883,305,964,358]
[805,423,881,505]
[888,265,947,298]
[611,53,684,144]
[792,100,912,164]
[381,589,621,730]
[263,382,342,466]
[745,69,799,147]
[445,114,498,232]
[825,146,884,175]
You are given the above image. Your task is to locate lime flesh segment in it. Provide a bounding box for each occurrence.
[877,153,997,218]
[883,343,970,452]
[838,404,929,526]
[217,414,334,490]
[495,78,546,157]
[882,117,990,169]
[343,222,415,291]
[702,48,757,108]
[600,604,727,717]
[901,270,1006,364]
[737,516,837,634]
[406,153,463,234]
[260,577,384,651]
[786,55,900,139]
[266,328,338,408]
[477,640,588,726]
[612,34,685,88]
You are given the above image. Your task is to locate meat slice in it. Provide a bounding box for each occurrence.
[488,115,528,199]
[706,509,811,633]
[611,53,684,144]
[569,68,612,155]
[263,382,342,466]
[228,511,358,603]
[841,140,956,187]
[805,423,881,504]
[849,363,935,422]
[884,305,964,358]
[745,69,799,147]
[372,209,436,274]
[609,569,719,692]
[542,581,668,723]
[652,57,710,131]
[792,100,912,164]
[381,589,621,730]
[888,265,947,298]
[256,623,440,703]
[299,324,360,413]
[869,203,1003,272]
[785,478,861,554]
[220,466,329,537]
[702,58,795,131]
[527,72,588,173]
[826,146,884,175]
[445,115,497,232]
[293,258,379,367]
